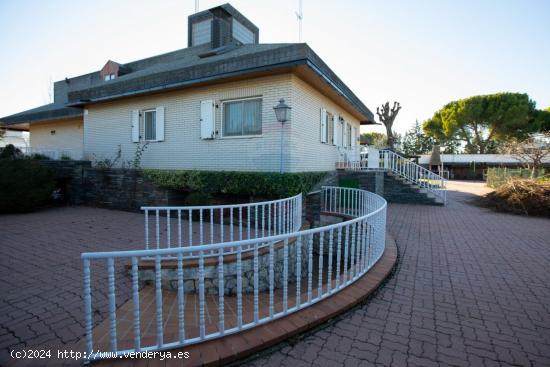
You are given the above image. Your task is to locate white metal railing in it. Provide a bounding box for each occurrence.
[81,187,387,362]
[141,194,302,257]
[338,149,447,204]
[380,150,447,204]
[20,146,84,160]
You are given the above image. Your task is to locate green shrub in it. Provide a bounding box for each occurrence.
[0,159,55,213]
[184,192,213,206]
[142,170,329,199]
[0,144,23,159]
[30,153,51,160]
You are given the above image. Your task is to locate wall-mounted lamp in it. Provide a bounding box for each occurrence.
[273,99,291,173]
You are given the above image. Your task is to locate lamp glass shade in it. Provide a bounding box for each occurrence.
[273,99,291,123]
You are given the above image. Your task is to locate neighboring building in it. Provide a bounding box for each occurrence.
[418,154,550,180]
[0,3,374,172]
[0,130,29,150]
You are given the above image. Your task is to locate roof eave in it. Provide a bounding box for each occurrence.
[67,59,308,107]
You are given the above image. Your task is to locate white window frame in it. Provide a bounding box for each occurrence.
[143,109,157,142]
[220,97,263,139]
[104,74,116,81]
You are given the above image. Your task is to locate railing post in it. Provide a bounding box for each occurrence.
[317,231,324,298]
[83,258,93,357]
[131,257,141,351]
[218,248,225,335]
[269,241,275,319]
[107,258,117,353]
[155,255,163,347]
[145,210,149,250]
[295,236,302,308]
[198,250,206,339]
[177,252,185,343]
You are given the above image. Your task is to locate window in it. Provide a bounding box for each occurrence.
[346,123,352,148]
[326,112,334,145]
[232,19,254,44]
[340,120,345,147]
[223,99,262,137]
[144,110,156,141]
[104,74,116,81]
[192,19,212,46]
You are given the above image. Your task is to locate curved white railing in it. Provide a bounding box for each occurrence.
[81,187,387,361]
[141,193,302,257]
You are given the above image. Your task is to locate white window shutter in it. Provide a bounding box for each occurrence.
[155,106,165,141]
[200,100,215,139]
[352,126,357,147]
[342,121,347,147]
[320,108,327,143]
[131,110,140,142]
[333,114,339,145]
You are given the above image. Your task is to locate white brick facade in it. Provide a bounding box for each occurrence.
[30,118,83,152]
[81,73,360,172]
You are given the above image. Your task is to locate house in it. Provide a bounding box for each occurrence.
[0,130,29,151]
[0,3,375,172]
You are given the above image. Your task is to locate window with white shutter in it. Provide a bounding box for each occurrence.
[222,98,262,137]
[333,114,339,146]
[346,123,352,148]
[143,110,157,141]
[327,112,334,144]
[342,120,348,148]
[320,108,327,143]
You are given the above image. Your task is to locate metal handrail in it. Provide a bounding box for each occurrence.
[81,187,387,361]
[141,193,303,256]
[380,150,447,204]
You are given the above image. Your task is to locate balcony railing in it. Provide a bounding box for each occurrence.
[81,187,387,362]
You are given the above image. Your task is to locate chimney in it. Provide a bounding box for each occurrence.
[188,4,259,49]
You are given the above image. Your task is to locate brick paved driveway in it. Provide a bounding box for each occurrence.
[0,207,145,366]
[1,182,549,366]
[245,182,550,367]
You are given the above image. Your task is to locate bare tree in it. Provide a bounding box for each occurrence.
[504,132,550,178]
[376,101,401,149]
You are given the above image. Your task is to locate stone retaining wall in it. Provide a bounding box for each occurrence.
[138,239,309,294]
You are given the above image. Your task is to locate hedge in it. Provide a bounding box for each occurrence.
[0,159,55,213]
[142,170,329,198]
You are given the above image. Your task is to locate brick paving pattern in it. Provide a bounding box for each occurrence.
[0,207,146,366]
[244,182,550,367]
[1,182,549,366]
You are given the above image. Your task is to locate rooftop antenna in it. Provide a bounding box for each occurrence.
[195,0,199,13]
[295,0,303,42]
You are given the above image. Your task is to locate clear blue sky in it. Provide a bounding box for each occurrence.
[0,0,549,134]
